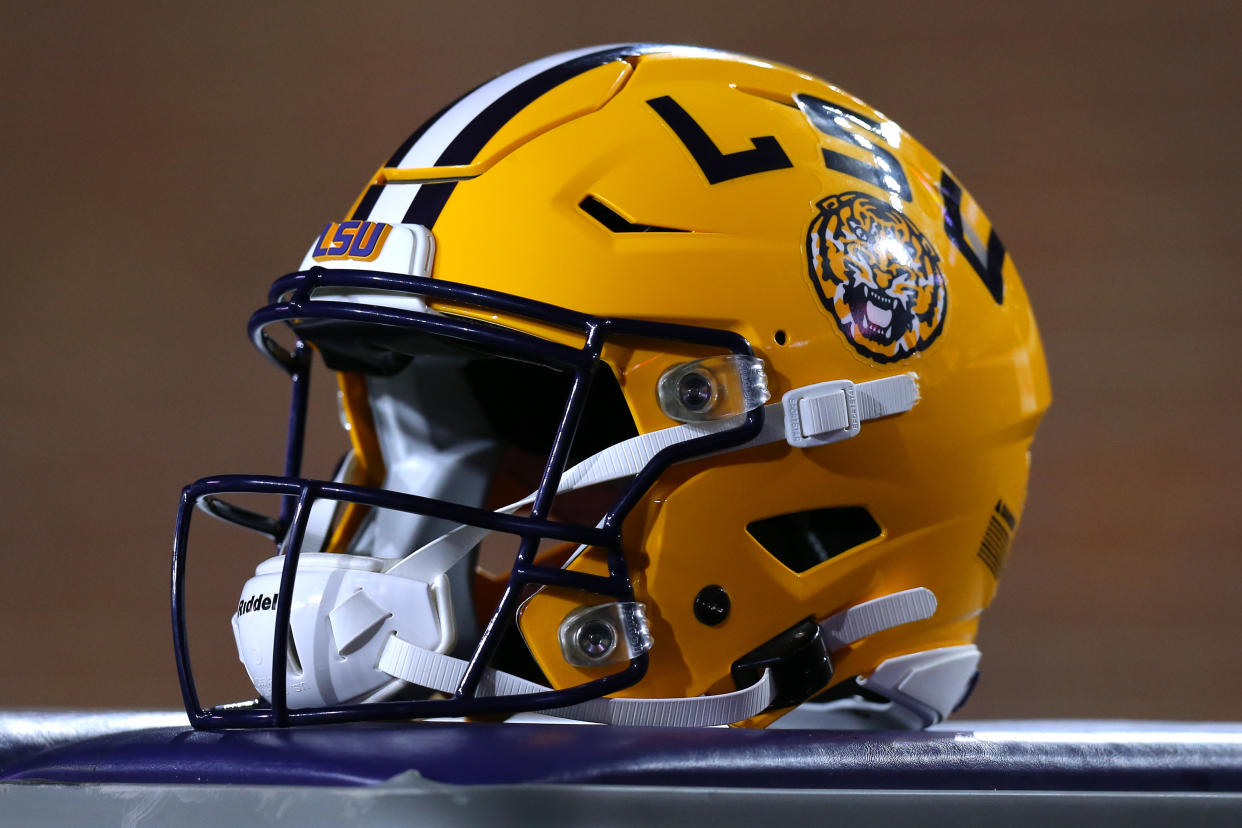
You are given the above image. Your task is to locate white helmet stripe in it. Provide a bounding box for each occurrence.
[400,45,639,170]
[358,45,738,228]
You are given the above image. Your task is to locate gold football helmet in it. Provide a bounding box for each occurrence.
[173,44,1050,730]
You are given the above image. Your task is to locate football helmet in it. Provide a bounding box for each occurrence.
[172,44,1050,729]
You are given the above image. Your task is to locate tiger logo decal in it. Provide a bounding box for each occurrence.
[806,192,946,362]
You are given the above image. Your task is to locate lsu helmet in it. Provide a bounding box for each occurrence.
[172,44,1050,729]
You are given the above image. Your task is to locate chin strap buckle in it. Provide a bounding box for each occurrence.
[731,618,834,710]
[782,373,919,448]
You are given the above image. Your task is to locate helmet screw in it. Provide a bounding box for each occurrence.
[693,585,731,626]
[575,620,617,660]
[677,371,713,412]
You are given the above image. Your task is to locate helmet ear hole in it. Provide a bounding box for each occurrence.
[693,585,731,626]
[747,507,882,573]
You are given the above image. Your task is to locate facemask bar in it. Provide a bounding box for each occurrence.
[172,266,765,729]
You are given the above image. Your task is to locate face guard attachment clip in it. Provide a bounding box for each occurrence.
[657,355,769,423]
[557,602,654,668]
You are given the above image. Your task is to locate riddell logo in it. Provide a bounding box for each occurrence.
[237,593,280,616]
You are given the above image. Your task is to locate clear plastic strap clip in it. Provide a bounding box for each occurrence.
[657,355,769,423]
[557,602,654,667]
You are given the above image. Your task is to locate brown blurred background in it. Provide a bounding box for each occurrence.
[1,0,1238,719]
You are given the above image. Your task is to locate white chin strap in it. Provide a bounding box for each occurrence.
[385,373,920,582]
[370,372,925,726]
[378,638,775,727]
[243,372,926,726]
[377,587,938,727]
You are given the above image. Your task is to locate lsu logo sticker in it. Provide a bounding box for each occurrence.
[312,221,392,261]
[806,192,946,363]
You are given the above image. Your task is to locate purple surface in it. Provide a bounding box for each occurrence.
[4,721,1242,791]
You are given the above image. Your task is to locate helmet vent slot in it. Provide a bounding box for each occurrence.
[747,507,881,573]
[579,195,689,234]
